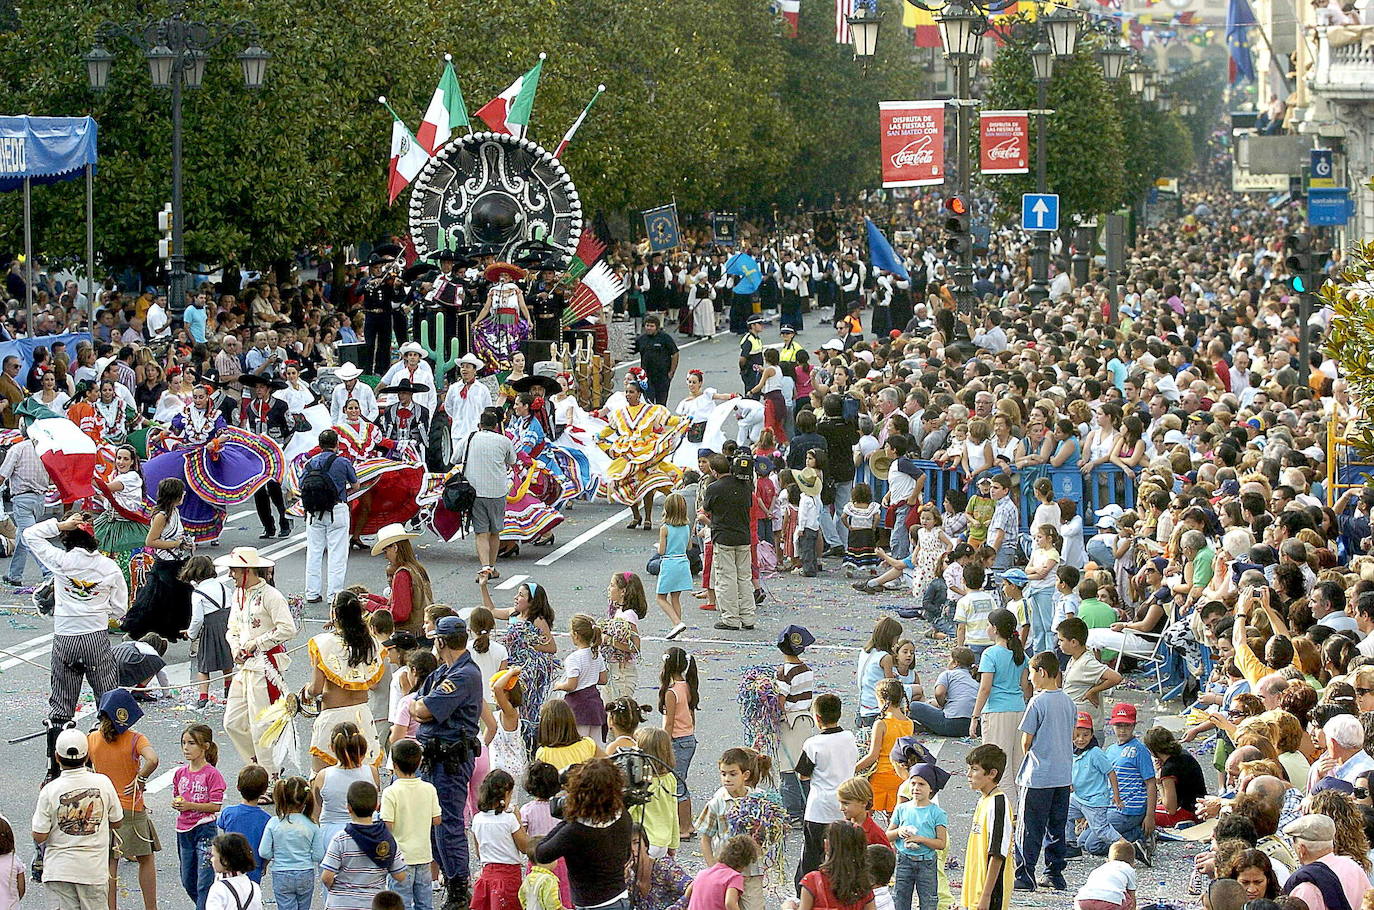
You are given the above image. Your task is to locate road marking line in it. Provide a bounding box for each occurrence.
[214,529,307,579]
[535,509,631,567]
[0,641,52,671]
[496,574,528,591]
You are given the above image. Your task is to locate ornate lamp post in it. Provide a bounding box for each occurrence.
[83,0,269,315]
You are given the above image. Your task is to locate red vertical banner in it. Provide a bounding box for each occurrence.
[877,101,946,188]
[979,111,1030,175]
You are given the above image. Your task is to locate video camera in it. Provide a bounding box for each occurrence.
[548,749,669,818]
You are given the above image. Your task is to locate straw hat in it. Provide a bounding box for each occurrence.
[869,451,894,481]
[484,262,527,283]
[371,522,420,555]
[213,546,277,569]
[796,467,823,498]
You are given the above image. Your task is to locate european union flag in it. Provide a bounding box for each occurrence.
[724,252,762,296]
[1226,0,1256,84]
[864,217,909,281]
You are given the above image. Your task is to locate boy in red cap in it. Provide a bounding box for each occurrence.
[1066,711,1117,859]
[1104,702,1156,866]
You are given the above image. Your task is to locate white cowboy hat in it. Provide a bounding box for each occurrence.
[371,522,420,556]
[334,363,363,381]
[457,353,484,369]
[213,546,276,569]
[94,355,117,378]
[397,341,426,357]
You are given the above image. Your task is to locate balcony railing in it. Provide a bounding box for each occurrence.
[1311,25,1374,99]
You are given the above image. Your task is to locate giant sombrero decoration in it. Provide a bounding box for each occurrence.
[407,132,582,266]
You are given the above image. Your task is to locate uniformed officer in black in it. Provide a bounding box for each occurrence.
[526,263,566,365]
[410,614,485,910]
[362,265,409,375]
[635,314,680,406]
[738,315,765,396]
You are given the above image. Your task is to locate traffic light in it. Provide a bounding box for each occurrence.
[157,203,173,264]
[1284,231,1312,293]
[943,195,971,258]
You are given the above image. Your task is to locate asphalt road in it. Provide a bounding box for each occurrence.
[0,313,1178,908]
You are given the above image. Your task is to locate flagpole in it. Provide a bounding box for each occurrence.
[378,95,405,123]
[554,84,605,158]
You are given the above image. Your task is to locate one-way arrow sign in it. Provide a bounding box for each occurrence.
[1021,193,1059,232]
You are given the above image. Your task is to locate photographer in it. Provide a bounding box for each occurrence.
[700,453,756,632]
[534,758,633,910]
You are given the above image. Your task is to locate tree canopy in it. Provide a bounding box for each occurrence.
[0,0,923,276]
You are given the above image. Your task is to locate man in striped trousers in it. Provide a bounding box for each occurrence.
[24,511,126,781]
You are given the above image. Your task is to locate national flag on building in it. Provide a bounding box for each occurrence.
[1226,0,1256,83]
[27,418,97,503]
[382,99,428,204]
[903,1,942,48]
[476,55,545,139]
[416,55,470,155]
[779,0,800,37]
[836,0,855,43]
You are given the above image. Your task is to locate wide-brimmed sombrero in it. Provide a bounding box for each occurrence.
[484,262,527,283]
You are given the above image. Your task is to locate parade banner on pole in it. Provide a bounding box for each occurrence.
[878,101,946,188]
[711,212,738,247]
[643,203,681,251]
[979,111,1030,175]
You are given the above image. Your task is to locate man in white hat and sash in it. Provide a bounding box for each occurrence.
[379,341,438,415]
[220,547,297,776]
[329,362,378,422]
[443,353,492,455]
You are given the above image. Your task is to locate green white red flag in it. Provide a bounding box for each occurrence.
[417,55,470,155]
[476,55,544,138]
[382,97,427,204]
[554,85,605,158]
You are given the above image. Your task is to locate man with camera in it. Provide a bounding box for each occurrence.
[700,452,756,632]
[411,614,486,910]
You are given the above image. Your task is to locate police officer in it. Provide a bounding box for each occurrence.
[738,315,765,396]
[410,614,485,910]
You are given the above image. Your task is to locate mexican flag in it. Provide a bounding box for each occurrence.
[563,260,625,327]
[417,56,470,155]
[384,101,428,204]
[779,0,800,37]
[27,418,96,503]
[476,55,544,139]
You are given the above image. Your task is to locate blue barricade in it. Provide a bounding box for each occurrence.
[1017,464,1137,531]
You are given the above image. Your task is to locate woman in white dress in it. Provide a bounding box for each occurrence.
[273,361,319,431]
[683,267,716,339]
[674,370,737,445]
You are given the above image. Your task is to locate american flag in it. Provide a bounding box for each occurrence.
[836,0,855,43]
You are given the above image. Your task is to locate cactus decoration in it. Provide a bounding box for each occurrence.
[420,311,461,380]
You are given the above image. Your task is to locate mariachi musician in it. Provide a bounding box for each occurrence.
[524,260,567,366]
[415,250,475,369]
[376,377,432,465]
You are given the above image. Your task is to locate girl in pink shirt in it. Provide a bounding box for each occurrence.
[172,723,226,910]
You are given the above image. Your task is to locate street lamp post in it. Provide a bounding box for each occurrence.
[1027,39,1053,305]
[83,0,268,316]
[936,0,985,315]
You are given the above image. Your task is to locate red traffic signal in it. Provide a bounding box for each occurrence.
[945,196,968,216]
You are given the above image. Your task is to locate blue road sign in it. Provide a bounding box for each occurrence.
[1022,193,1059,232]
[1309,186,1351,227]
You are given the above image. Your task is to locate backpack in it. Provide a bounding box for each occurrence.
[300,453,341,517]
[442,433,479,530]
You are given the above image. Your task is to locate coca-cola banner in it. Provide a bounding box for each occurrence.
[979,111,1030,175]
[878,100,946,188]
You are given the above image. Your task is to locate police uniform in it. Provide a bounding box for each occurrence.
[416,640,483,900]
[739,324,765,395]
